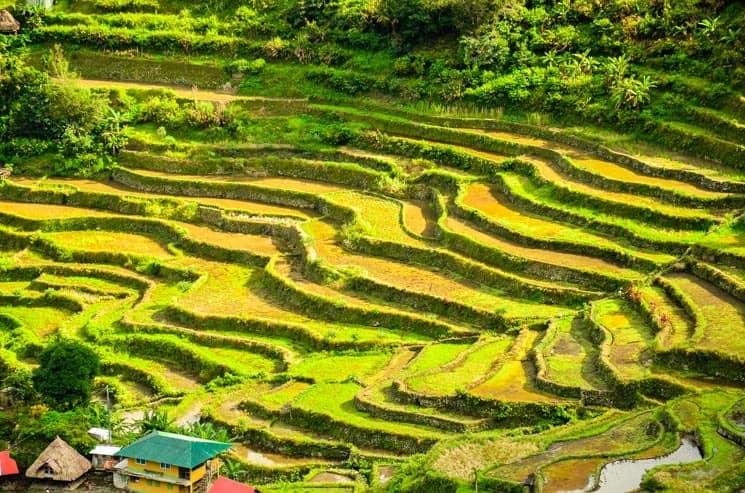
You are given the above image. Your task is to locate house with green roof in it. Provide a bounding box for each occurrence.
[113,431,231,493]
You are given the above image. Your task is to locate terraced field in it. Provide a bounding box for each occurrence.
[2,79,745,492]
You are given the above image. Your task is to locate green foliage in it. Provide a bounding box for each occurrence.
[10,406,101,467]
[42,44,79,81]
[84,0,160,13]
[137,408,176,433]
[0,51,126,176]
[2,369,38,405]
[226,57,267,76]
[385,455,460,492]
[32,339,101,410]
[182,421,231,442]
[609,75,658,111]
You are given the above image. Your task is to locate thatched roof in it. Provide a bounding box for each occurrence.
[0,10,20,33]
[26,437,91,482]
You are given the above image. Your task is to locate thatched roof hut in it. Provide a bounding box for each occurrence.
[0,10,20,34]
[25,437,92,482]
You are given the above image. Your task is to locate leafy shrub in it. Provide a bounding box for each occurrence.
[84,0,160,13]
[322,124,355,145]
[137,94,183,125]
[263,36,289,59]
[460,29,511,71]
[466,67,549,106]
[183,101,223,128]
[306,67,375,95]
[226,57,266,76]
[0,52,125,175]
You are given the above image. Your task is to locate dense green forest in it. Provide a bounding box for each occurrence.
[2,0,745,173]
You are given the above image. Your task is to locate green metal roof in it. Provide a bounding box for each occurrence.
[117,431,231,469]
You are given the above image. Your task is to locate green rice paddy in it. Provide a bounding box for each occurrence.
[1,70,744,492]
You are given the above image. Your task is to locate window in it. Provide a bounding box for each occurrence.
[131,477,139,483]
[160,463,171,470]
[135,458,146,465]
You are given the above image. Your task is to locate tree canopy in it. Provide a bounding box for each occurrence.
[32,340,101,410]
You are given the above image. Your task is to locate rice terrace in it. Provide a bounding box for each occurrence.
[1,1,745,492]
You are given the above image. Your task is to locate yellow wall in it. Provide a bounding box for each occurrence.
[127,475,187,493]
[126,458,219,493]
[190,461,209,483]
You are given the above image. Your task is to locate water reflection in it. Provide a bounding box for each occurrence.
[560,437,702,493]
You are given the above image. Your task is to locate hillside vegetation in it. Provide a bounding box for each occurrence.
[1,0,745,492]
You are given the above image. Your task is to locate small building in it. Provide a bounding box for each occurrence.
[0,450,19,477]
[90,445,121,471]
[115,431,231,493]
[208,477,257,493]
[0,10,20,34]
[25,436,92,483]
[88,427,112,443]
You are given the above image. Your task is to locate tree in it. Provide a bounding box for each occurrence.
[603,55,629,87]
[2,369,37,405]
[43,44,79,81]
[460,29,511,70]
[137,409,175,434]
[373,0,433,45]
[609,75,658,111]
[32,340,100,410]
[182,422,231,442]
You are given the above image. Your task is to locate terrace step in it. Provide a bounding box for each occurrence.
[457,183,675,269]
[404,335,516,397]
[470,329,562,403]
[464,127,740,204]
[664,273,745,359]
[354,348,497,433]
[535,317,608,393]
[268,256,468,338]
[9,176,314,220]
[441,214,636,291]
[592,298,656,383]
[639,285,694,348]
[304,219,571,329]
[493,172,703,252]
[684,107,745,147]
[518,155,723,225]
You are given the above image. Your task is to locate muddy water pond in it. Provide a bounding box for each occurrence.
[558,437,702,493]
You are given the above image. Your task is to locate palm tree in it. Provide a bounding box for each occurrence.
[541,50,559,69]
[138,409,175,434]
[572,49,596,75]
[698,17,721,38]
[102,108,127,155]
[610,75,658,110]
[603,55,629,87]
[220,458,246,481]
[720,28,741,44]
[182,421,232,442]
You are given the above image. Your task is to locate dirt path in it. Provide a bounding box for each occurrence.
[62,78,307,103]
